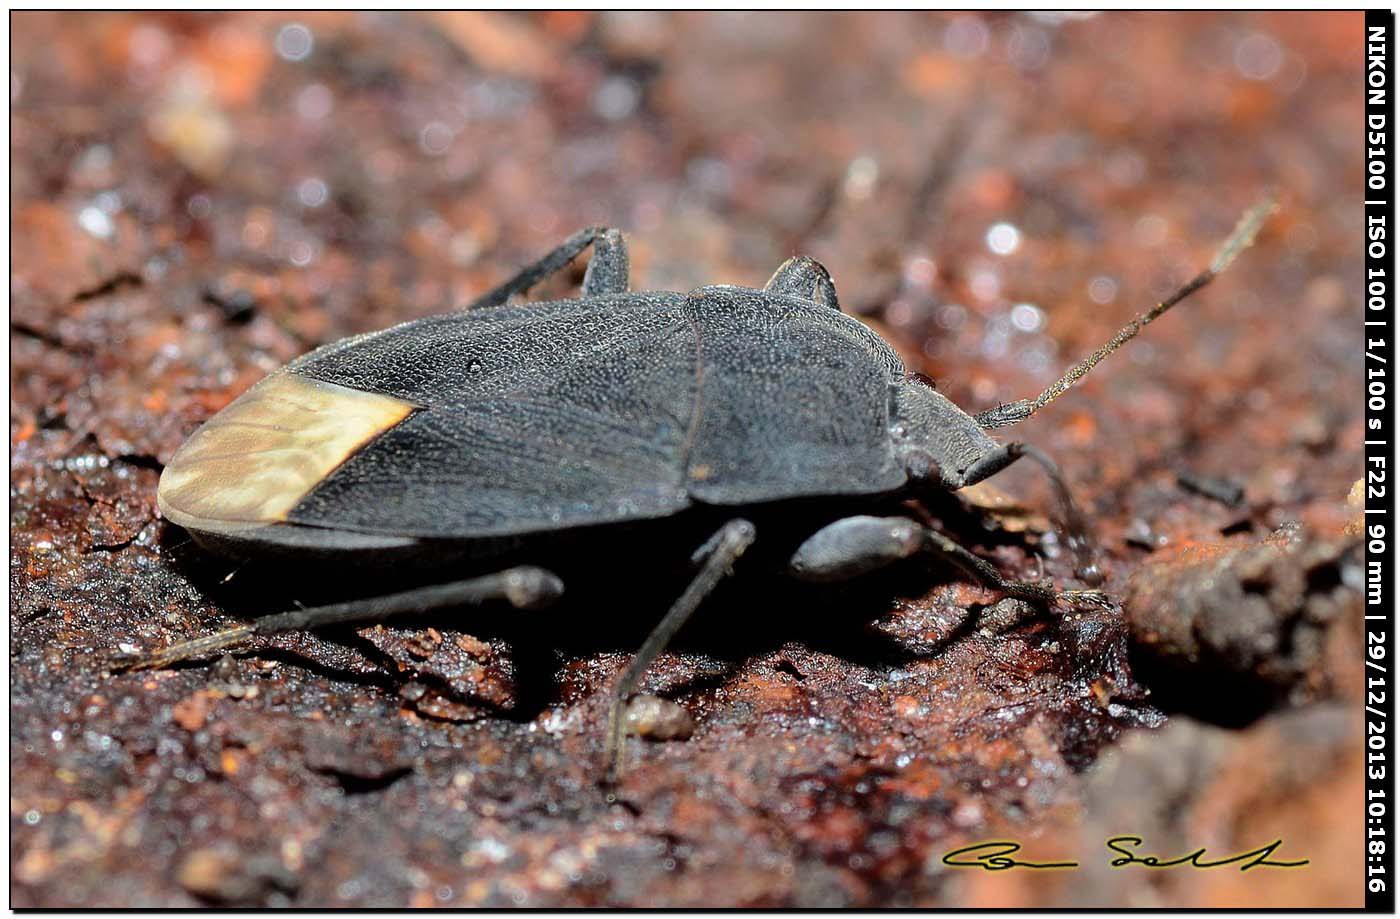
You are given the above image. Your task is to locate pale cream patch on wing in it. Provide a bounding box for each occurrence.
[157,372,416,534]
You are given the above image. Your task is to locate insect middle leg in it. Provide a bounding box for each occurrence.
[787,515,1107,607]
[605,518,755,782]
[469,226,630,309]
[111,566,564,671]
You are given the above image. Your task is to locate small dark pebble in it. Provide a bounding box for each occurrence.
[1123,518,1161,550]
[1176,470,1246,507]
[625,694,695,741]
[202,284,258,324]
[1218,516,1255,536]
[978,597,1036,634]
[213,654,238,681]
[301,722,416,781]
[176,846,297,903]
[1292,412,1333,450]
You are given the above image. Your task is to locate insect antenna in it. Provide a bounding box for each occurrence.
[975,195,1277,430]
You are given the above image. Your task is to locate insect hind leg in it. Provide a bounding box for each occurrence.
[580,229,629,297]
[109,566,564,671]
[605,518,755,783]
[468,226,630,309]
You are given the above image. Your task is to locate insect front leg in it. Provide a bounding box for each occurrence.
[950,442,1103,586]
[468,226,630,309]
[110,566,564,671]
[605,518,755,783]
[787,514,924,583]
[787,515,1107,607]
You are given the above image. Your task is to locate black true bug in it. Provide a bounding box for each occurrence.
[123,198,1274,775]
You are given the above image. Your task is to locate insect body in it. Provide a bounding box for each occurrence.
[130,204,1274,776]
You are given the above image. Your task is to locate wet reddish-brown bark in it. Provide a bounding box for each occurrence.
[11,12,1364,907]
